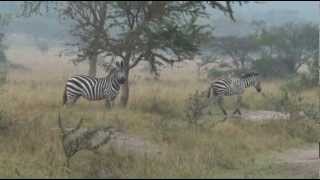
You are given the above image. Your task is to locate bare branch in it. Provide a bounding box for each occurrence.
[129,53,145,69]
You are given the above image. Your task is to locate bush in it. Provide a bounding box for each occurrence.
[252,58,290,78]
[303,103,320,121]
[252,58,273,78]
[282,74,316,91]
[262,79,320,120]
[184,90,209,125]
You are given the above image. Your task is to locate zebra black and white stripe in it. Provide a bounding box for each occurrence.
[207,72,261,116]
[63,61,126,108]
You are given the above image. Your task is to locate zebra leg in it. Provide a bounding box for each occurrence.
[105,99,112,109]
[110,100,115,108]
[233,95,242,115]
[65,95,80,106]
[217,96,228,116]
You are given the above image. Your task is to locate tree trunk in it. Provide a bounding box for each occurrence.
[312,56,319,85]
[88,55,97,77]
[196,64,201,80]
[120,61,130,107]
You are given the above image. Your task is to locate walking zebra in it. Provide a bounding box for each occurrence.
[207,72,262,117]
[63,61,126,108]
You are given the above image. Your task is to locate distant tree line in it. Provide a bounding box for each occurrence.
[203,21,319,87]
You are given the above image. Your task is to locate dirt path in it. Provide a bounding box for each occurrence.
[237,110,290,122]
[271,144,320,178]
[107,131,164,157]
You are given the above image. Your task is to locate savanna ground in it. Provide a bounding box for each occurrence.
[0,46,319,178]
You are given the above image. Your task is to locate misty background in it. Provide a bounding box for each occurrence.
[0,1,319,47]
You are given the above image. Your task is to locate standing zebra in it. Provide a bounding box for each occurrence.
[207,72,262,117]
[63,61,126,108]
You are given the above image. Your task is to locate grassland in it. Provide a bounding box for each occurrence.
[0,46,319,178]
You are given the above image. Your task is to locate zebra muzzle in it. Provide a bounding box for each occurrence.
[119,78,126,84]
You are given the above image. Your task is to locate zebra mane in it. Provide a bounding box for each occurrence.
[240,72,259,79]
[105,66,118,79]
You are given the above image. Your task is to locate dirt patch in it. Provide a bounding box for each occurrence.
[276,145,319,163]
[107,131,164,157]
[51,127,164,157]
[272,144,320,178]
[231,110,290,122]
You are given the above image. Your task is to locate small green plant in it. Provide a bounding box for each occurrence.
[303,103,320,120]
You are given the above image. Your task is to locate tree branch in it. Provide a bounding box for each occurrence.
[129,53,144,69]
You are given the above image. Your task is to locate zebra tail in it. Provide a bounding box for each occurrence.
[62,86,67,105]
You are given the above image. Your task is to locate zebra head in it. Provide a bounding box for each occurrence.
[252,72,262,93]
[115,60,126,84]
[255,79,262,93]
[241,72,262,93]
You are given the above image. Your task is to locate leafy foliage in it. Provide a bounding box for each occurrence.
[209,35,257,70]
[255,22,318,74]
[252,57,288,78]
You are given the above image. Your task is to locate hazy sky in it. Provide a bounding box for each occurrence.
[234,1,319,23]
[0,1,318,23]
[0,1,319,40]
[205,1,319,23]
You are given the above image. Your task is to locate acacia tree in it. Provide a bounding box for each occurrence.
[252,21,319,83]
[274,23,318,74]
[20,1,247,106]
[210,35,257,71]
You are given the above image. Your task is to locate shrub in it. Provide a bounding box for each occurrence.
[252,58,290,78]
[184,90,209,125]
[252,58,274,78]
[262,79,320,120]
[283,74,317,90]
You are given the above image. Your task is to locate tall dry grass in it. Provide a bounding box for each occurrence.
[0,46,318,178]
